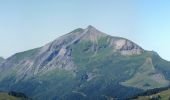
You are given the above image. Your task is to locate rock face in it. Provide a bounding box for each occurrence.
[114,39,143,55]
[0,26,170,100]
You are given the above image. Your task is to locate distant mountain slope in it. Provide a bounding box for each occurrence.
[0,57,4,63]
[0,26,170,100]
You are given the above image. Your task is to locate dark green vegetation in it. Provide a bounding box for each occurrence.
[0,91,30,100]
[134,89,170,100]
[131,87,170,100]
[0,26,170,100]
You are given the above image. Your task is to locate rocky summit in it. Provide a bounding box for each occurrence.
[0,26,170,100]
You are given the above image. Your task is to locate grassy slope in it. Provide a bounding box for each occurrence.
[135,89,170,100]
[12,47,40,63]
[0,48,40,82]
[121,56,169,90]
[0,92,28,100]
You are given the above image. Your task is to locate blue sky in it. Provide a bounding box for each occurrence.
[0,0,170,61]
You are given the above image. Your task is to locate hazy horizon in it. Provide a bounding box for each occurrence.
[0,0,170,61]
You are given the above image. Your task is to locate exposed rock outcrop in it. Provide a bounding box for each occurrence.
[114,39,144,55]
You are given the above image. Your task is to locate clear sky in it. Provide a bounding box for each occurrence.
[0,0,170,61]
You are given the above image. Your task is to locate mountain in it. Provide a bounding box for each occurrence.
[0,25,170,100]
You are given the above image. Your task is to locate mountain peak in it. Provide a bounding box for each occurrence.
[86,25,100,33]
[80,25,106,42]
[87,25,95,29]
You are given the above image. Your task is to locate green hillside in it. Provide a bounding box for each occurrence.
[135,89,170,100]
[0,92,30,100]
